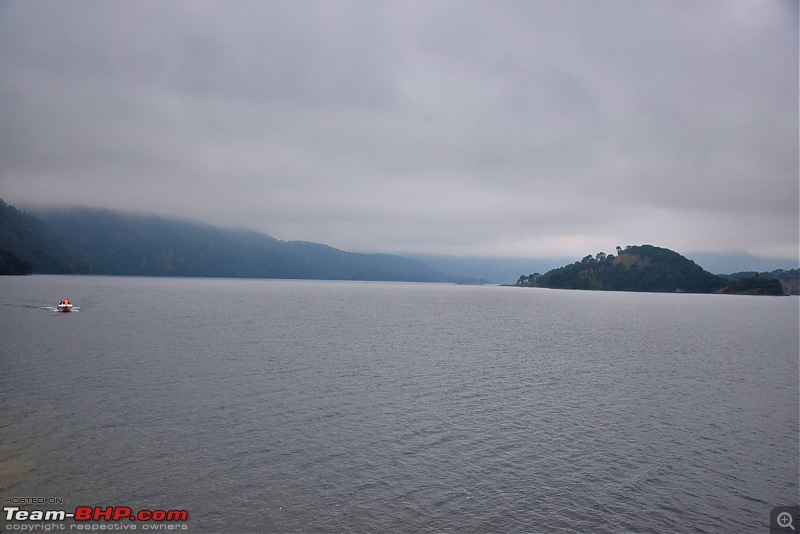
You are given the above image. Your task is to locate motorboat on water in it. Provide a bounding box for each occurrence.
[57,300,73,312]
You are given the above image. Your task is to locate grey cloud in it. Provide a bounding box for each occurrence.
[0,0,796,260]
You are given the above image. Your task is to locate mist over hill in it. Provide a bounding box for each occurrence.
[0,200,445,282]
[3,199,796,288]
[406,254,571,285]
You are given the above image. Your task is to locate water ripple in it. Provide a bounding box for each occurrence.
[1,278,797,532]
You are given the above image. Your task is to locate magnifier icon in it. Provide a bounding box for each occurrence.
[778,512,795,530]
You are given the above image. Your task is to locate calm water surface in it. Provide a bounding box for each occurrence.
[1,275,798,533]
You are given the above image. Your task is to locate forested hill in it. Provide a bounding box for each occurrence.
[518,245,731,294]
[720,269,799,296]
[0,200,444,282]
[0,199,94,274]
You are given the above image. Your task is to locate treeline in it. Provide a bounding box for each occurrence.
[0,249,33,275]
[716,275,784,296]
[721,268,799,282]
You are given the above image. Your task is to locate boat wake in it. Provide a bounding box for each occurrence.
[43,306,80,312]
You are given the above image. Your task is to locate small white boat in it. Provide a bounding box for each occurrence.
[57,301,73,312]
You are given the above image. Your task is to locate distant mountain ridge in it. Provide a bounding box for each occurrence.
[0,199,445,282]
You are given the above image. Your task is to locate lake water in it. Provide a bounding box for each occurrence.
[1,275,798,533]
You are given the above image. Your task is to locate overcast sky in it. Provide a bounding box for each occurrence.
[1,0,797,260]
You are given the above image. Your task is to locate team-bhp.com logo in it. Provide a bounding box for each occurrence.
[4,505,188,522]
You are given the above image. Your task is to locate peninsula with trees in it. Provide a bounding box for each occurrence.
[516,245,796,296]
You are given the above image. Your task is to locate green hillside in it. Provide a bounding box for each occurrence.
[0,199,94,274]
[720,269,798,295]
[519,245,729,293]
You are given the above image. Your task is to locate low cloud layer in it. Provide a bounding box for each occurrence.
[1,0,797,260]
